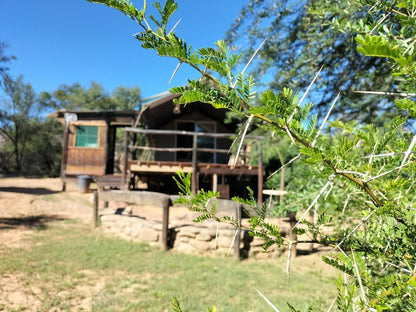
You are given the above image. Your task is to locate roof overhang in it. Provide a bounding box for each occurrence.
[49,110,139,126]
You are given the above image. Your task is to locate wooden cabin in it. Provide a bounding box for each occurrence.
[50,110,138,189]
[122,93,264,201]
[52,93,264,201]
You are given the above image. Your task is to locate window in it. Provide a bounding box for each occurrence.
[76,125,98,148]
[176,121,216,162]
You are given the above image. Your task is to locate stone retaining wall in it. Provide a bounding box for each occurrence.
[100,213,289,259]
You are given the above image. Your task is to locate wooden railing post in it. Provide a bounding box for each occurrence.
[121,129,128,190]
[191,133,198,194]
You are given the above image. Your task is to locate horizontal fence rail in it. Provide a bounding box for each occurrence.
[121,127,264,202]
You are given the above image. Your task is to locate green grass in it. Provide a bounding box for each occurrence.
[0,222,337,311]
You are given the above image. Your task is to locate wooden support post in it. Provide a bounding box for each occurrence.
[234,204,241,259]
[212,173,218,193]
[257,141,264,206]
[60,123,69,192]
[121,130,128,190]
[93,190,99,229]
[191,133,198,194]
[161,199,170,251]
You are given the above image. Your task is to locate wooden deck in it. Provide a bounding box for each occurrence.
[128,160,260,176]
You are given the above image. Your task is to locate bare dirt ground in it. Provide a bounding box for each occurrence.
[0,177,194,249]
[0,177,94,248]
[0,177,335,311]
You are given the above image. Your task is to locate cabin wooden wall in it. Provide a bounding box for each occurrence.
[65,121,107,176]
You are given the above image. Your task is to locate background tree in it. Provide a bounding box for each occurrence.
[225,0,400,124]
[40,81,141,111]
[0,75,37,173]
[0,42,15,86]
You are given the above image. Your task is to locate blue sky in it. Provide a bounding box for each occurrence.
[0,0,245,100]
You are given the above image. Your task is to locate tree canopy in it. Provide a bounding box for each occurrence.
[40,81,141,111]
[225,0,401,124]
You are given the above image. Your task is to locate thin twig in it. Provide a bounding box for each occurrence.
[386,261,412,274]
[399,134,416,173]
[284,126,295,145]
[294,174,336,228]
[370,12,391,35]
[351,248,367,304]
[336,170,372,180]
[361,151,416,158]
[364,162,411,183]
[233,114,254,168]
[168,62,183,86]
[268,153,301,179]
[228,228,239,255]
[312,92,340,147]
[287,65,324,124]
[255,289,281,312]
[168,18,181,35]
[287,241,292,290]
[354,90,416,97]
[232,38,267,89]
[333,211,375,252]
[326,295,337,312]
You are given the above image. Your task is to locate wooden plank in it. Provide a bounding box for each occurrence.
[65,165,105,176]
[97,190,172,250]
[129,164,193,173]
[98,190,171,207]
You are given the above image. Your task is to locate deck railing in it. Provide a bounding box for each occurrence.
[121,127,264,196]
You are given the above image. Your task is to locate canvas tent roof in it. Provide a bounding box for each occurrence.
[139,93,235,130]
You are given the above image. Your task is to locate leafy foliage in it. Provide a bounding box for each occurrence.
[225,0,399,124]
[39,81,141,111]
[88,0,416,311]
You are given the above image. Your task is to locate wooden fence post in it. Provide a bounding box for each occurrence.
[191,133,198,194]
[92,190,99,229]
[234,204,242,259]
[161,199,170,251]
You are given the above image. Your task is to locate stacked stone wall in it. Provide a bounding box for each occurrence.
[100,213,288,258]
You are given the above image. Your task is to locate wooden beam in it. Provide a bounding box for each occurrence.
[97,190,172,250]
[121,130,128,190]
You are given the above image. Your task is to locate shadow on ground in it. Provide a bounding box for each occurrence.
[0,215,67,230]
[0,187,60,195]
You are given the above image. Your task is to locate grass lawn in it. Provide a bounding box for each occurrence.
[0,220,337,311]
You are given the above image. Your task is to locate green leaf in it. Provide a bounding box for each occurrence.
[355,34,412,66]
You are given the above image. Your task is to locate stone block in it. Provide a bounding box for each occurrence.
[200,227,217,237]
[189,239,216,251]
[176,243,196,254]
[216,236,235,248]
[195,233,212,241]
[138,228,159,242]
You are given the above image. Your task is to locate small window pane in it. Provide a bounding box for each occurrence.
[76,126,98,148]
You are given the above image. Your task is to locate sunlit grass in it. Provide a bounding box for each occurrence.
[0,221,337,311]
